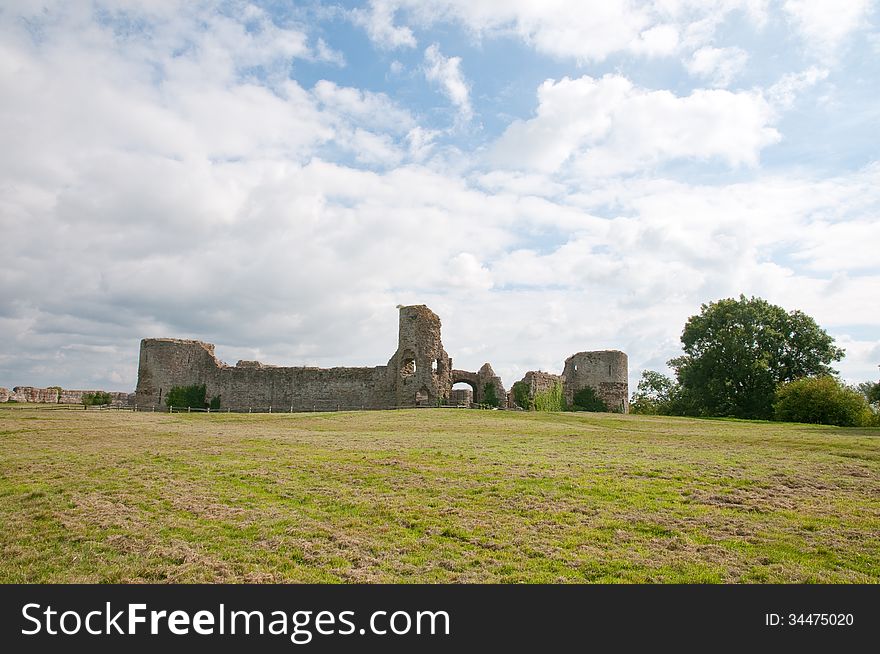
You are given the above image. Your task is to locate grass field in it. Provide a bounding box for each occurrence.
[1,406,877,583]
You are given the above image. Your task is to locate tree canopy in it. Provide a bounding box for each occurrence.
[670,295,844,419]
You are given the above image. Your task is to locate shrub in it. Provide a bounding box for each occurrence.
[511,381,532,410]
[534,380,565,412]
[165,384,207,409]
[82,391,112,406]
[209,395,221,411]
[570,386,608,412]
[773,376,872,427]
[482,382,500,408]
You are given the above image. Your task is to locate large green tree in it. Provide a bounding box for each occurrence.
[670,295,844,419]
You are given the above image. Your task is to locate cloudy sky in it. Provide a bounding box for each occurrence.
[1,0,878,393]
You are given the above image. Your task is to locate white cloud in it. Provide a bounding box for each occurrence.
[685,46,749,87]
[352,0,769,62]
[783,0,873,55]
[312,80,415,133]
[629,23,680,57]
[314,38,346,66]
[423,43,473,122]
[767,66,829,109]
[351,0,417,49]
[489,74,779,176]
[406,126,441,160]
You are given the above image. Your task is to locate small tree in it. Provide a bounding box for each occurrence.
[82,391,111,406]
[857,381,880,409]
[630,370,679,415]
[482,382,500,408]
[165,384,207,409]
[511,381,532,410]
[209,395,221,411]
[773,376,872,427]
[570,386,608,412]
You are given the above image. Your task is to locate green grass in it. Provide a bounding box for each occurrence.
[0,407,877,583]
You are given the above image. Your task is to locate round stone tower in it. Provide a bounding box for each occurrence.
[562,350,629,413]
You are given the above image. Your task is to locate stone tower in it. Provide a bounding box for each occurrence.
[562,350,629,412]
[387,305,452,406]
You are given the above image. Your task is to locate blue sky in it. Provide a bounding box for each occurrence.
[0,0,878,392]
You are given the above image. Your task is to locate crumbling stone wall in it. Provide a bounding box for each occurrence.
[562,350,629,412]
[512,351,628,413]
[135,305,454,410]
[1,386,133,406]
[522,371,563,398]
[450,363,506,406]
[133,303,626,413]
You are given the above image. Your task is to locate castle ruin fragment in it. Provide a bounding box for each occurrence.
[134,304,628,412]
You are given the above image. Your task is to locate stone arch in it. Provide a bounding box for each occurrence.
[451,370,481,403]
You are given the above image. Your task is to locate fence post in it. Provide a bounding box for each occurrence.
[169,405,173,413]
[187,406,191,413]
[269,405,272,414]
[207,406,210,414]
[248,407,251,414]
[290,406,293,413]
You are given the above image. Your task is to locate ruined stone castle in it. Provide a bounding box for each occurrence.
[134,304,628,412]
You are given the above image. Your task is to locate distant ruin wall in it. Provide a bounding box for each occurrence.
[1,386,133,406]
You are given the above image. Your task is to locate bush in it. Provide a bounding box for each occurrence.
[773,376,872,427]
[82,391,112,406]
[209,395,221,411]
[482,382,500,408]
[570,386,607,412]
[511,381,532,410]
[534,380,565,412]
[165,384,207,409]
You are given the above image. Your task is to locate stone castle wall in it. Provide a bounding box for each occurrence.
[133,304,629,413]
[0,386,133,406]
[135,305,455,410]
